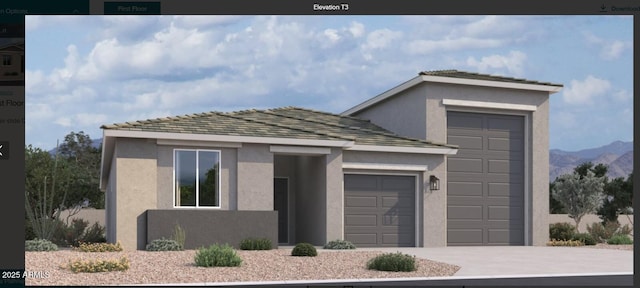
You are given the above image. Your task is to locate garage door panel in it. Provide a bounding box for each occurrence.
[488,229,524,244]
[344,175,415,247]
[447,111,524,246]
[345,214,377,226]
[345,196,377,207]
[488,160,524,174]
[448,158,483,172]
[487,117,524,131]
[382,195,413,208]
[344,175,379,190]
[448,205,483,219]
[448,114,483,130]
[488,182,523,197]
[345,233,377,244]
[383,233,414,245]
[448,135,483,149]
[488,206,523,220]
[382,177,414,190]
[488,137,523,152]
[448,181,483,196]
[448,229,483,245]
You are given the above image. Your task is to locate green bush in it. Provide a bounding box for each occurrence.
[367,252,417,272]
[25,238,59,251]
[25,218,36,240]
[546,239,585,246]
[194,244,242,267]
[549,222,576,241]
[571,233,597,245]
[146,238,183,251]
[239,237,272,250]
[607,234,633,245]
[291,242,317,257]
[587,221,620,243]
[68,257,130,273]
[324,239,356,249]
[76,242,123,252]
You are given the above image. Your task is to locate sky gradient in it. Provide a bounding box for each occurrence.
[25,15,633,151]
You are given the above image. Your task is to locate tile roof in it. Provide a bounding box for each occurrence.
[101,107,455,149]
[420,70,563,87]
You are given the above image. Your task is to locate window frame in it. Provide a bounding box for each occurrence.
[2,55,11,66]
[172,148,222,209]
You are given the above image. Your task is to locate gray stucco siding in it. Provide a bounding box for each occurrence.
[354,85,427,140]
[237,143,274,210]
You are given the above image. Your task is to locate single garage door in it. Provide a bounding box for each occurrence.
[344,174,415,247]
[447,111,524,246]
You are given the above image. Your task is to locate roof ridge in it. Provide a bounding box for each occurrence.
[264,108,455,148]
[101,110,218,129]
[218,109,355,141]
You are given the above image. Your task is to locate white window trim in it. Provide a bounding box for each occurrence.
[173,148,222,209]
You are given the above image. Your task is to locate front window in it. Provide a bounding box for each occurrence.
[174,149,220,207]
[2,55,11,65]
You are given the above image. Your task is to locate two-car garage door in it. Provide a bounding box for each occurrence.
[344,174,416,247]
[447,111,525,246]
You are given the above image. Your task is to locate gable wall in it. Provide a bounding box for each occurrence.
[114,138,157,250]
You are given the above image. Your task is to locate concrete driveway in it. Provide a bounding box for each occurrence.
[359,246,633,277]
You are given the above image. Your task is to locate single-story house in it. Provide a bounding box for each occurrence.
[99,70,562,250]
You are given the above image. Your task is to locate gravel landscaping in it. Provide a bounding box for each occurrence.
[582,243,633,251]
[25,249,461,286]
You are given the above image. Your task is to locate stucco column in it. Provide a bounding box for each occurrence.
[325,148,343,242]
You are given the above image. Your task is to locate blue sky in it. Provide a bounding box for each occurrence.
[25,15,633,151]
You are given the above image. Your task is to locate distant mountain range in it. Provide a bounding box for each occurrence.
[550,140,633,181]
[50,138,631,181]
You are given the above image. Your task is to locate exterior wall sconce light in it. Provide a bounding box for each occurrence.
[429,175,440,191]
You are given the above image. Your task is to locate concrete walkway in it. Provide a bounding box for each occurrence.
[358,246,633,277]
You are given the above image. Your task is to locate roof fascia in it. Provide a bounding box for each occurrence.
[346,144,458,155]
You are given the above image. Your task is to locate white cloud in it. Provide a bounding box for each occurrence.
[349,21,365,37]
[406,37,503,55]
[562,75,611,105]
[583,31,631,60]
[363,29,402,50]
[613,89,632,102]
[55,117,72,127]
[466,51,527,76]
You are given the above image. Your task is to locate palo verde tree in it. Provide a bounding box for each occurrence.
[25,131,103,240]
[552,169,606,232]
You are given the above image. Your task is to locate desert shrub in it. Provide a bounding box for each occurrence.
[546,239,585,246]
[571,233,597,245]
[324,239,356,250]
[194,244,242,267]
[617,224,633,236]
[76,242,123,252]
[549,222,576,241]
[587,221,620,243]
[172,223,186,249]
[83,223,107,243]
[146,238,183,251]
[239,237,272,250]
[291,242,317,257]
[52,219,106,247]
[25,238,58,251]
[67,257,130,273]
[607,234,633,245]
[367,252,417,272]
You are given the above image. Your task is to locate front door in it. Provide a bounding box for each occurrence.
[274,178,289,244]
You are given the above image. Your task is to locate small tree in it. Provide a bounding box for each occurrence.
[552,170,605,232]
